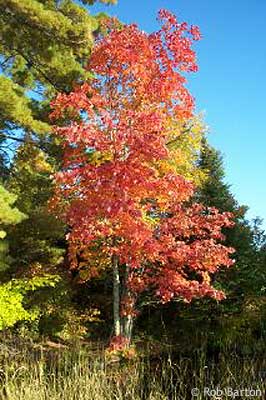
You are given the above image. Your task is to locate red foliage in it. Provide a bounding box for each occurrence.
[50,10,235,318]
[108,335,130,352]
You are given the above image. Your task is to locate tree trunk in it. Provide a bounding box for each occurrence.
[112,254,121,337]
[122,314,133,342]
[121,263,135,342]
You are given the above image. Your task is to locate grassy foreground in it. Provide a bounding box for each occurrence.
[0,339,265,399]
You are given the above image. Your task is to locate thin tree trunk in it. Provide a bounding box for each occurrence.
[123,314,133,342]
[112,254,121,337]
[121,264,135,342]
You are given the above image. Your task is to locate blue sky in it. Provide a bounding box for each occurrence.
[89,0,266,228]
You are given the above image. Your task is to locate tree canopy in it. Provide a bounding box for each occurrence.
[51,10,235,342]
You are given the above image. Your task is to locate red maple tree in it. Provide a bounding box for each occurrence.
[50,10,234,344]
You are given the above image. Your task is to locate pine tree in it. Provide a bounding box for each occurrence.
[0,1,115,335]
[197,140,261,296]
[7,143,66,270]
[0,0,115,272]
[0,0,115,147]
[0,185,26,271]
[184,140,266,351]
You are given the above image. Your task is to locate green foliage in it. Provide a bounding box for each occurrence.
[0,274,60,330]
[197,138,240,211]
[138,141,266,355]
[0,0,107,145]
[0,0,117,339]
[0,183,61,331]
[0,0,115,273]
[165,140,266,353]
[197,140,265,296]
[0,184,27,271]
[0,75,49,135]
[7,143,65,269]
[0,185,26,226]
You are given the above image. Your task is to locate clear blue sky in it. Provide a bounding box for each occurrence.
[89,0,266,228]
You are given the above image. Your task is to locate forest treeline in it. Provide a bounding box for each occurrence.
[0,0,266,355]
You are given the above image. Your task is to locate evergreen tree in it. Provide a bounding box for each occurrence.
[144,140,266,353]
[197,140,263,296]
[189,140,266,351]
[0,1,115,336]
[0,0,115,147]
[0,0,115,273]
[7,143,65,270]
[0,185,26,271]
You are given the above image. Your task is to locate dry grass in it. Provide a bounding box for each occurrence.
[0,340,265,399]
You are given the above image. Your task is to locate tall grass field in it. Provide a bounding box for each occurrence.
[0,338,265,399]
